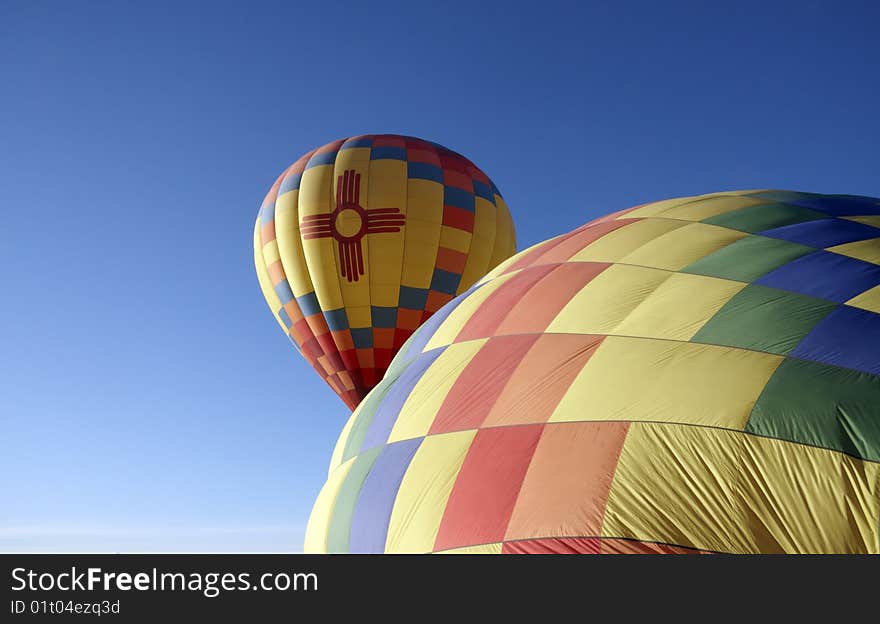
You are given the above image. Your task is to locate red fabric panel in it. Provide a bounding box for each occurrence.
[455,264,558,342]
[433,424,544,551]
[502,537,602,554]
[429,335,541,435]
[443,205,475,231]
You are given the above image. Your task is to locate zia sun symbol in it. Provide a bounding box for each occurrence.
[301,170,406,282]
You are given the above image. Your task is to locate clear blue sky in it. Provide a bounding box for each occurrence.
[1,1,878,552]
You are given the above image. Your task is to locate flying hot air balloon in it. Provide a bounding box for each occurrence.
[304,190,880,553]
[253,135,516,410]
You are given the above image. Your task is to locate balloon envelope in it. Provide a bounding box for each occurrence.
[254,135,515,409]
[305,190,880,553]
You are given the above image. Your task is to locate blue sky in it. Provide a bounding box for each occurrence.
[1,1,878,552]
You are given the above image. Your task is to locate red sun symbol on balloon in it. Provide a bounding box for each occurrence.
[300,170,406,282]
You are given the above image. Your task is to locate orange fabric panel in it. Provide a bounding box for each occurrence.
[495,262,610,335]
[504,421,630,541]
[482,334,604,427]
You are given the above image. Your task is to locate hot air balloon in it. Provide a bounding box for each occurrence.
[254,135,516,410]
[304,190,880,553]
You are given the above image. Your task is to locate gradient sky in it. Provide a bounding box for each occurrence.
[1,1,878,552]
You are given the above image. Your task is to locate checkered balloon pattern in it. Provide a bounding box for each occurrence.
[254,135,516,410]
[305,190,880,554]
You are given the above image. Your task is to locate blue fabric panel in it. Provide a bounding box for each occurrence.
[341,137,374,149]
[278,172,302,195]
[756,251,880,303]
[430,268,462,295]
[323,307,350,332]
[348,438,423,554]
[273,280,293,305]
[760,218,879,248]
[260,201,275,223]
[370,146,407,161]
[358,349,445,452]
[305,150,337,169]
[444,185,475,212]
[371,306,398,328]
[295,291,321,317]
[351,327,373,348]
[792,305,880,375]
[277,307,292,329]
[407,162,443,184]
[790,194,880,216]
[398,285,429,310]
[472,179,496,203]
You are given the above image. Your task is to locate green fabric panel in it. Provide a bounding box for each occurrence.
[326,445,384,553]
[682,235,814,282]
[703,202,826,233]
[692,284,837,355]
[385,330,420,379]
[341,375,399,463]
[747,358,880,462]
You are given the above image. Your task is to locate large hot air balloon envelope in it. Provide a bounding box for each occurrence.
[305,190,880,553]
[254,135,516,410]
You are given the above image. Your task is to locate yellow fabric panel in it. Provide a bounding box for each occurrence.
[385,429,478,553]
[333,151,372,311]
[424,272,517,350]
[845,215,880,228]
[550,336,783,429]
[846,285,880,314]
[458,195,497,294]
[440,225,472,254]
[603,423,880,553]
[299,164,345,310]
[370,283,400,305]
[366,158,408,307]
[436,542,503,554]
[655,195,768,221]
[602,423,756,553]
[275,187,298,212]
[547,264,670,335]
[623,195,701,218]
[253,219,287,333]
[736,432,880,553]
[620,222,748,271]
[401,179,443,287]
[261,241,280,265]
[346,305,372,328]
[489,195,516,269]
[570,218,688,263]
[303,458,356,554]
[329,406,360,475]
[612,272,746,340]
[387,341,487,443]
[275,188,317,299]
[298,166,333,218]
[826,238,880,264]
